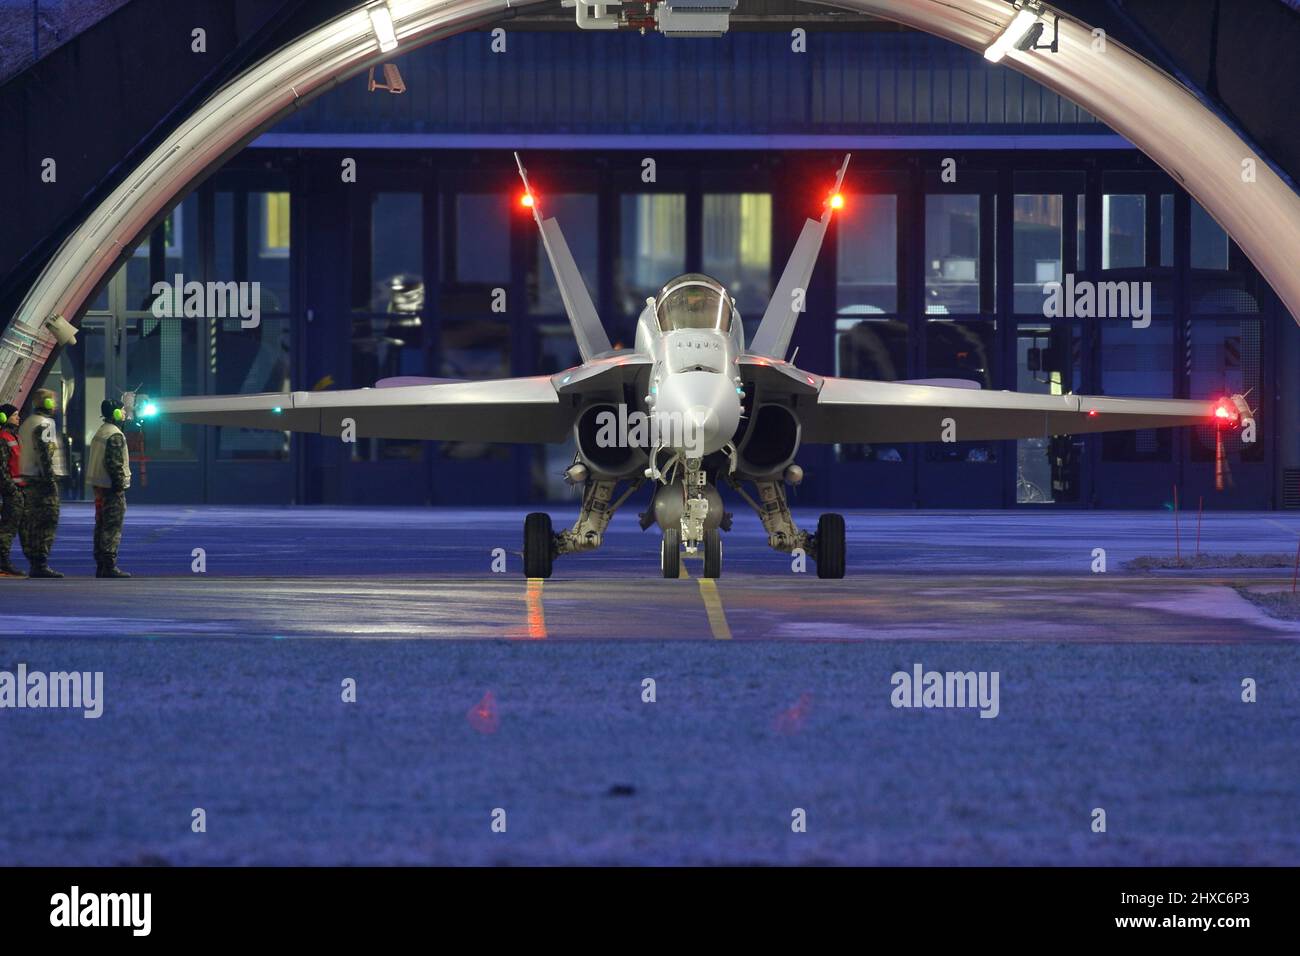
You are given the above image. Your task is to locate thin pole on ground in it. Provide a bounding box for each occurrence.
[1196,496,1203,558]
[1174,484,1180,563]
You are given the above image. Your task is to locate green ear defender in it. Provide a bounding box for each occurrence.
[0,412,7,425]
[42,397,54,411]
[113,407,125,422]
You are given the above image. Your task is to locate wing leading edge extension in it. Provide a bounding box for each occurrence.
[789,375,1246,444]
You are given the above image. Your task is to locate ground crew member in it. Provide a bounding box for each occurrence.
[88,399,132,578]
[18,388,65,578]
[0,403,23,578]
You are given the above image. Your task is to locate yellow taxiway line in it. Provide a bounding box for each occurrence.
[680,557,732,640]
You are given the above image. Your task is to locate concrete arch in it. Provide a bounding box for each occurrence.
[3,0,1299,407]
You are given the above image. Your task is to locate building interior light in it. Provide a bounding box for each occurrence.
[368,2,398,54]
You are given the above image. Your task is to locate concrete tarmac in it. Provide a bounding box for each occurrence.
[1,505,1297,865]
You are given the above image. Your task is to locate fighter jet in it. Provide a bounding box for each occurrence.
[154,153,1251,579]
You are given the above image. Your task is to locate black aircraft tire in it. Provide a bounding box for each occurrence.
[661,528,682,579]
[703,527,723,579]
[816,513,846,579]
[524,512,554,578]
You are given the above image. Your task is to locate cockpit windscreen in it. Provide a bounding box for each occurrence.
[655,275,733,333]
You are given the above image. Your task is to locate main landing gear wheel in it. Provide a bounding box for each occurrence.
[524,512,554,578]
[703,527,723,579]
[815,513,846,579]
[661,527,681,579]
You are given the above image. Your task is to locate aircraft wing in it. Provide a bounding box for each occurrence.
[153,355,651,443]
[796,376,1243,444]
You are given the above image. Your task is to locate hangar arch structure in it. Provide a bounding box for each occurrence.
[3,0,1300,409]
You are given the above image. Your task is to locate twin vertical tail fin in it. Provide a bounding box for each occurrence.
[748,153,851,360]
[513,153,612,362]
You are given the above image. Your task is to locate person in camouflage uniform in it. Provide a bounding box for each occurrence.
[18,388,65,578]
[0,403,24,577]
[88,399,132,578]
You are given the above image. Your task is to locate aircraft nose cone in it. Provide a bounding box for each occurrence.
[686,405,720,454]
[654,372,740,457]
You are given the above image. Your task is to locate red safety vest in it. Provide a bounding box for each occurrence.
[0,428,18,480]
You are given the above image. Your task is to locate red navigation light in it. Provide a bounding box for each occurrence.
[1213,398,1240,425]
[829,192,845,210]
[520,192,535,209]
[1087,409,1099,418]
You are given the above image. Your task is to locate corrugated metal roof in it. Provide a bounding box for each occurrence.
[273,29,1102,137]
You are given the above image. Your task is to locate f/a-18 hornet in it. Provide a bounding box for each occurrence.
[157,154,1250,579]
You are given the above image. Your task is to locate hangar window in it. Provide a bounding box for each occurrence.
[924,195,980,315]
[441,192,511,315]
[702,193,772,316]
[247,191,292,312]
[837,194,898,316]
[1013,194,1062,314]
[1101,194,1145,269]
[1160,194,1174,268]
[617,193,686,315]
[1076,195,1087,272]
[261,192,291,259]
[1191,200,1229,270]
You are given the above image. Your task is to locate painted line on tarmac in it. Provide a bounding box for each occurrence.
[680,557,732,640]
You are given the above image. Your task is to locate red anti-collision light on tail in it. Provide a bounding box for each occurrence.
[1086,409,1099,418]
[829,193,845,210]
[520,192,535,209]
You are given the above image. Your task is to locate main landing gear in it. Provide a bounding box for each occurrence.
[725,475,846,579]
[523,475,643,578]
[523,461,846,579]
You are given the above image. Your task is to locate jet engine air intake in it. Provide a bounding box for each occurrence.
[736,403,801,477]
[575,402,648,477]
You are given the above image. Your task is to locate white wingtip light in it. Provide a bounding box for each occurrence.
[368,2,398,54]
[984,5,1041,63]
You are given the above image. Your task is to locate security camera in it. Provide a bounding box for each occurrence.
[44,314,78,346]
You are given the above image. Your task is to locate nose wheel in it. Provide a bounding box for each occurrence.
[703,527,722,578]
[661,527,681,578]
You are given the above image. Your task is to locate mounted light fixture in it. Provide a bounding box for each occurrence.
[984,1,1057,63]
[367,1,398,53]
